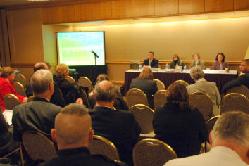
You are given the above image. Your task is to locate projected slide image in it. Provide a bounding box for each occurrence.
[57,32,105,65]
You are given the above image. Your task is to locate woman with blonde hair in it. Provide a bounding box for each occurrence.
[153,81,207,158]
[130,66,158,108]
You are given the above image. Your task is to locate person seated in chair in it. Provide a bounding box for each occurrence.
[41,103,122,166]
[90,80,141,166]
[143,51,159,68]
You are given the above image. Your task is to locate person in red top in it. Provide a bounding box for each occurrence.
[0,67,26,111]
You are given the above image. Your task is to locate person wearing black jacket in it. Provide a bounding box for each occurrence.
[143,51,159,68]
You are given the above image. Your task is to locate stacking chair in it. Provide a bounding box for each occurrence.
[189,92,213,121]
[89,135,120,161]
[153,79,165,90]
[206,115,220,135]
[65,76,75,84]
[174,79,189,87]
[126,88,148,108]
[133,138,177,166]
[77,76,93,93]
[220,93,249,114]
[129,104,154,134]
[4,94,20,110]
[154,90,168,110]
[13,82,26,96]
[226,85,249,98]
[14,73,26,87]
[22,131,57,162]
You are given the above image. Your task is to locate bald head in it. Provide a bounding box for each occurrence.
[94,80,116,102]
[52,103,92,150]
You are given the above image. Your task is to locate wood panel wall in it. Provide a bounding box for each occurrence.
[42,0,249,24]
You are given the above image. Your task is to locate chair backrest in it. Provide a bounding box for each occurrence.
[13,82,26,97]
[4,94,20,110]
[129,104,154,134]
[174,79,189,87]
[226,85,249,98]
[22,131,57,161]
[220,93,249,114]
[189,92,213,121]
[65,76,75,84]
[133,138,177,166]
[89,135,120,161]
[206,115,220,135]
[126,88,148,108]
[77,76,93,92]
[154,90,168,110]
[14,73,26,87]
[153,79,165,90]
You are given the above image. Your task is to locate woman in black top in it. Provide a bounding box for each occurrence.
[153,81,208,157]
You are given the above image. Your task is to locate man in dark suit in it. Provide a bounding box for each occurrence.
[12,70,61,141]
[42,103,120,166]
[143,51,159,68]
[90,80,141,166]
[222,59,249,93]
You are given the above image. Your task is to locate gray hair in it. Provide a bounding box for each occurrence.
[94,81,116,102]
[212,111,249,146]
[60,103,89,116]
[30,69,53,95]
[190,67,205,81]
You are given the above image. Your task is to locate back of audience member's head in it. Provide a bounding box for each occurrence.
[0,111,8,134]
[190,67,205,81]
[94,80,116,102]
[30,70,53,96]
[96,74,109,84]
[139,66,153,79]
[167,81,189,110]
[56,64,69,77]
[211,111,249,164]
[33,62,49,72]
[52,103,92,150]
[0,67,14,78]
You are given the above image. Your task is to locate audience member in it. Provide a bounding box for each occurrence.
[165,111,249,166]
[143,51,159,68]
[90,80,141,166]
[153,81,208,158]
[41,103,121,166]
[212,52,228,70]
[191,53,205,69]
[12,70,61,141]
[169,54,183,69]
[89,74,128,110]
[54,64,89,107]
[0,67,26,111]
[0,111,19,164]
[222,59,249,93]
[130,66,158,108]
[25,62,66,107]
[187,67,221,115]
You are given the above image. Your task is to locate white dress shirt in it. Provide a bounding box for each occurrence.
[165,146,248,166]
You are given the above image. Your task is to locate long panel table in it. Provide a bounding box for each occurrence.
[124,69,238,93]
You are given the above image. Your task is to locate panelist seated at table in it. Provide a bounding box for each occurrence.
[130,66,158,108]
[191,53,205,69]
[222,59,249,94]
[143,51,159,68]
[169,54,184,69]
[212,52,228,70]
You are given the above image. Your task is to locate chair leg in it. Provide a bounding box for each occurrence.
[19,145,25,166]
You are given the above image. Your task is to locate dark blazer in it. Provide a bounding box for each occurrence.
[12,97,61,141]
[90,106,141,166]
[153,102,208,158]
[143,58,159,68]
[130,78,158,108]
[212,61,228,70]
[222,73,249,94]
[41,147,121,166]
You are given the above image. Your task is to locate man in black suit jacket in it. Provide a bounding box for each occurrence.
[42,103,120,166]
[222,59,249,93]
[90,80,141,166]
[12,70,61,141]
[143,51,159,68]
